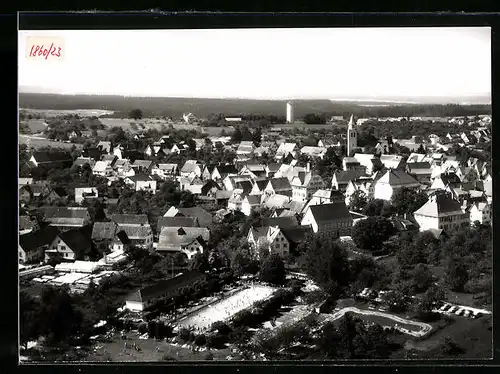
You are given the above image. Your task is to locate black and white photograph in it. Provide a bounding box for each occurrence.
[18,21,492,362]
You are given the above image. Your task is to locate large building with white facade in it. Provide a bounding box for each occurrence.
[413,193,470,232]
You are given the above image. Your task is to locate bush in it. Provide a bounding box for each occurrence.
[212,321,232,335]
[138,323,148,334]
[178,327,191,342]
[206,333,228,349]
[203,352,214,360]
[194,334,207,346]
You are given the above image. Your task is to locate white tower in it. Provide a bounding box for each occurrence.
[347,114,357,156]
[286,102,294,124]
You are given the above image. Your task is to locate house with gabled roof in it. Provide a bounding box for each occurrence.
[413,192,469,232]
[29,151,73,169]
[44,226,94,262]
[469,201,492,226]
[110,214,153,249]
[236,141,255,156]
[157,227,210,259]
[342,157,365,172]
[73,157,95,169]
[406,162,432,185]
[239,164,267,179]
[241,194,262,216]
[300,202,353,235]
[163,206,214,229]
[222,174,253,191]
[39,206,92,230]
[97,141,112,154]
[131,159,155,174]
[300,146,327,159]
[265,163,280,178]
[353,153,383,175]
[19,226,60,264]
[264,177,293,197]
[331,170,367,192]
[74,187,98,204]
[373,169,421,201]
[380,154,406,170]
[91,221,130,253]
[344,178,372,206]
[180,160,203,178]
[92,160,114,177]
[247,225,290,258]
[150,163,178,180]
[157,216,199,233]
[124,271,206,312]
[290,171,325,202]
[124,174,157,194]
[275,142,298,161]
[251,179,270,195]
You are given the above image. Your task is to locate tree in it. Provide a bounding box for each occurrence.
[445,258,469,292]
[252,127,262,146]
[300,232,350,297]
[410,263,434,293]
[348,190,368,213]
[190,252,210,272]
[259,254,286,286]
[128,109,143,120]
[391,187,428,215]
[20,291,41,349]
[351,217,397,251]
[362,198,390,217]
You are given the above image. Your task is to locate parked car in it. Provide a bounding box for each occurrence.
[455,309,463,316]
[464,310,471,318]
[439,303,450,312]
[368,304,376,310]
[447,306,457,313]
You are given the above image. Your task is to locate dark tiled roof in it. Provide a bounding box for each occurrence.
[254,179,270,191]
[113,230,131,245]
[269,177,292,192]
[19,226,60,252]
[406,162,431,171]
[40,207,90,219]
[127,271,206,303]
[281,226,313,244]
[235,180,253,194]
[157,216,199,232]
[176,207,213,228]
[110,214,149,226]
[309,202,352,222]
[91,221,118,240]
[333,170,366,183]
[58,227,92,257]
[32,151,72,164]
[259,216,298,229]
[217,164,238,176]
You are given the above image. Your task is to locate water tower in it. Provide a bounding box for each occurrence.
[286,102,294,124]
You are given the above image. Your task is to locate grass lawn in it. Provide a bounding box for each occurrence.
[21,119,47,133]
[83,331,235,362]
[406,315,492,359]
[19,135,83,149]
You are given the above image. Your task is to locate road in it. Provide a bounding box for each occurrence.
[322,306,433,338]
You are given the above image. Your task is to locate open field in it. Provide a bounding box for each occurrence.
[20,119,47,133]
[175,285,276,331]
[406,315,492,359]
[82,331,235,362]
[19,108,115,117]
[19,135,83,149]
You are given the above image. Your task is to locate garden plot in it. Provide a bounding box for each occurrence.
[175,285,276,331]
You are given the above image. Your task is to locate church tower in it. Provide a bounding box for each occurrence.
[347,114,357,156]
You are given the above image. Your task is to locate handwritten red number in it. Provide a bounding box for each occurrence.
[30,45,35,57]
[55,47,61,57]
[30,44,61,59]
[37,45,44,56]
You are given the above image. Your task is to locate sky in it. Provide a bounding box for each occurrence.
[18,27,491,100]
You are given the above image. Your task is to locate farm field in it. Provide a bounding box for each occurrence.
[19,135,83,149]
[20,119,47,133]
[175,285,276,331]
[19,108,115,117]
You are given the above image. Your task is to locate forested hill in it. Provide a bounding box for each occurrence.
[18,93,491,120]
